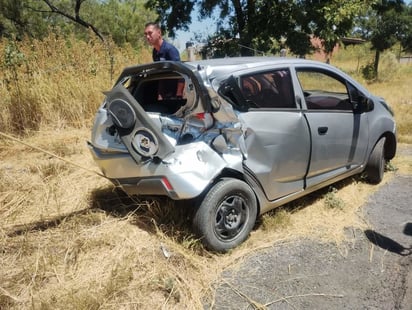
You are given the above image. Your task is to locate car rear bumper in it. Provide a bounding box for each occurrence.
[88,141,228,199]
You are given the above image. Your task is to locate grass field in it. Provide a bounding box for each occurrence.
[0,35,411,309]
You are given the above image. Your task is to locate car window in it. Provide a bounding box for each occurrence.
[296,69,352,111]
[240,69,296,109]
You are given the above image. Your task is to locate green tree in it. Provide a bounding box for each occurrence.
[306,0,373,61]
[0,0,155,48]
[398,4,412,53]
[354,0,409,78]
[82,0,156,47]
[0,0,52,39]
[0,0,104,41]
[39,0,106,41]
[145,0,372,57]
[252,1,306,55]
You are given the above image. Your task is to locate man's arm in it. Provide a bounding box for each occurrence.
[166,43,181,61]
[167,44,183,97]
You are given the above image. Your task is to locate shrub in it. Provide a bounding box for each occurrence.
[361,61,377,81]
[323,187,345,210]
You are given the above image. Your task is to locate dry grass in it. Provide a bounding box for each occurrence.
[392,143,412,175]
[0,36,411,309]
[331,46,412,144]
[0,130,207,309]
[0,33,152,134]
[1,129,410,309]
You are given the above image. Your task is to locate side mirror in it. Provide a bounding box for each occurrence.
[362,97,374,112]
[353,96,374,113]
[365,98,374,112]
[348,83,374,113]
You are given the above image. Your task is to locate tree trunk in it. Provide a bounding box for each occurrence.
[374,49,380,80]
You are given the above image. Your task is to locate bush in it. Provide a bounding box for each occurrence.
[361,61,377,81]
[361,52,400,82]
[323,187,345,210]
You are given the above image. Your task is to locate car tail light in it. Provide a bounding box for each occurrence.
[195,113,206,120]
[161,177,173,191]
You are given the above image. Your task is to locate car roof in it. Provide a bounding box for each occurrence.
[120,57,335,80]
[182,56,369,95]
[116,57,370,96]
[183,56,330,78]
[186,56,309,67]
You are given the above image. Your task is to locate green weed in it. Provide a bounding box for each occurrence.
[323,187,345,210]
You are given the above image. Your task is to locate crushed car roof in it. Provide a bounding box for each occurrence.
[119,57,325,78]
[115,56,370,96]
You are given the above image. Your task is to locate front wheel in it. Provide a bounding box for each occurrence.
[193,179,257,252]
[365,137,386,184]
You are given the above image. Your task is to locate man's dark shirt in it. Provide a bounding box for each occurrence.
[152,40,180,61]
[153,40,181,99]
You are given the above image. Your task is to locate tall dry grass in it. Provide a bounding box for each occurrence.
[331,44,412,144]
[0,36,411,309]
[1,36,410,141]
[0,33,152,135]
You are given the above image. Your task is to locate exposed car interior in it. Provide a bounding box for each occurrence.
[125,72,190,115]
[240,69,296,109]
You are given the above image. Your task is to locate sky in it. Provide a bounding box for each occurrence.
[174,19,214,51]
[172,9,220,51]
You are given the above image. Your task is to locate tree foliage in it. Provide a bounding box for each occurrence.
[1,0,411,76]
[145,0,373,57]
[40,0,106,41]
[0,0,155,48]
[309,1,371,55]
[398,4,412,53]
[0,0,52,39]
[354,0,412,78]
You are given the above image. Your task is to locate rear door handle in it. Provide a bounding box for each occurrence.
[318,126,328,135]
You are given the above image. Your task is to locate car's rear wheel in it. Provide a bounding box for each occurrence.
[365,137,386,184]
[193,179,257,252]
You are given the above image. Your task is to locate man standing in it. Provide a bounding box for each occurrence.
[144,22,180,61]
[144,22,183,99]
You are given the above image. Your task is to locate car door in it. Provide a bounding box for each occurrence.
[223,68,311,201]
[295,67,369,187]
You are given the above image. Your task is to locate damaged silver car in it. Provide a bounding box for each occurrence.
[88,57,397,252]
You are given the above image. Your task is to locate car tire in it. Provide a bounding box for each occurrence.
[193,179,257,252]
[365,137,386,184]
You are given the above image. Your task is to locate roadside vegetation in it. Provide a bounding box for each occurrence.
[0,34,411,309]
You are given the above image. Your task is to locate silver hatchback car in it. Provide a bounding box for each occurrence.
[88,57,396,252]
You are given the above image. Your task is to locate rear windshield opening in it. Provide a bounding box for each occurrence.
[125,73,192,115]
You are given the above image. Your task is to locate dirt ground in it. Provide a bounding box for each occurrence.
[210,147,412,309]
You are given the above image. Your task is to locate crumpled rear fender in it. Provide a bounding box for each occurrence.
[88,140,238,199]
